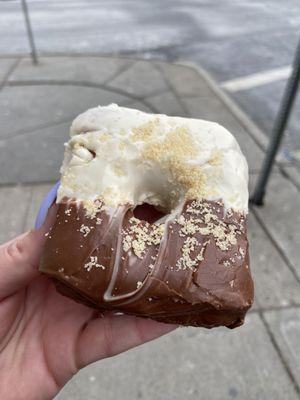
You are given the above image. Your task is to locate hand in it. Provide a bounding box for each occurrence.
[0,206,175,400]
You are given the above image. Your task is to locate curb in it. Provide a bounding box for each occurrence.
[176,61,269,153]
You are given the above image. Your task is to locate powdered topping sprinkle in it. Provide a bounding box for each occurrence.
[122,217,165,259]
[183,200,240,251]
[174,200,244,271]
[84,256,105,272]
[80,224,91,237]
[83,199,104,219]
[176,237,208,271]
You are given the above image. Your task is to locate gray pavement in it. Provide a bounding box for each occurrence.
[1,0,300,158]
[55,314,299,400]
[1,55,300,399]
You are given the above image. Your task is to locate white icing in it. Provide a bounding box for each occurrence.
[57,104,249,213]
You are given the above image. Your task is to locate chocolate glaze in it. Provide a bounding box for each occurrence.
[40,199,254,328]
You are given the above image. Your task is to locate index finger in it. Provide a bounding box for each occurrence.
[0,205,57,300]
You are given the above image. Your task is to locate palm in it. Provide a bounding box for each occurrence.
[1,275,90,398]
[1,272,174,400]
[0,208,175,400]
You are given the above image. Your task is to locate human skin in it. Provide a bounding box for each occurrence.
[0,206,175,400]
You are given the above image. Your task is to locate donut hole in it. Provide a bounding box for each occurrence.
[79,145,96,159]
[70,143,96,164]
[87,148,96,158]
[133,203,167,224]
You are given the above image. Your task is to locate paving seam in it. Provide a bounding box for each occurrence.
[281,166,300,192]
[6,57,296,165]
[178,61,270,150]
[155,59,300,197]
[176,61,300,272]
[112,57,300,192]
[6,58,299,189]
[8,78,144,98]
[0,57,22,91]
[7,79,163,111]
[178,61,300,190]
[0,52,175,61]
[120,88,175,106]
[103,59,136,86]
[2,53,298,141]
[154,62,300,195]
[250,205,300,284]
[0,116,75,143]
[250,304,300,314]
[259,310,300,398]
[3,58,300,271]
[153,62,190,116]
[3,80,172,139]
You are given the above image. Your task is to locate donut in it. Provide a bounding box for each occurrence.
[40,104,254,328]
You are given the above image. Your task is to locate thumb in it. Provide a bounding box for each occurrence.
[0,205,57,300]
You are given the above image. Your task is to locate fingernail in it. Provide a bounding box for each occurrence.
[35,181,60,229]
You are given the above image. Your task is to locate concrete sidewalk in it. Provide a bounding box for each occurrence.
[1,56,300,400]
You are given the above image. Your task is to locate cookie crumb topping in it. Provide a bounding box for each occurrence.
[80,224,91,237]
[122,217,165,259]
[84,256,105,272]
[83,199,104,219]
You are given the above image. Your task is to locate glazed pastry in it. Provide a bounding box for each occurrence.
[40,104,254,328]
